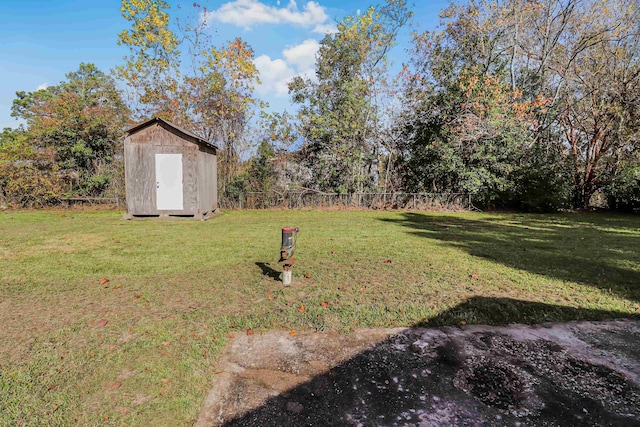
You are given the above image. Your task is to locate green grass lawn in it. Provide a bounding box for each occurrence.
[1,209,639,425]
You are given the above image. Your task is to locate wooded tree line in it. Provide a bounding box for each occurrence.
[1,0,638,211]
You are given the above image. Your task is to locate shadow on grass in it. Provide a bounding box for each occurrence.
[417,296,634,326]
[382,212,640,303]
[255,262,282,282]
[218,297,639,426]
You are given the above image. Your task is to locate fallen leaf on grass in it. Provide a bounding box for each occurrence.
[469,274,479,279]
[321,301,329,307]
[48,384,58,391]
[99,278,109,285]
[383,259,393,264]
[267,294,274,301]
[246,329,254,336]
[331,250,337,254]
[298,305,306,313]
[105,382,121,391]
[289,330,297,336]
[113,284,121,290]
[97,319,108,327]
[228,333,235,339]
[304,273,311,279]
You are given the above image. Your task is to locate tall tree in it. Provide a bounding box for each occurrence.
[11,63,129,196]
[181,37,262,189]
[289,0,411,193]
[116,0,262,191]
[401,1,543,205]
[555,1,640,207]
[116,0,180,118]
[403,0,640,209]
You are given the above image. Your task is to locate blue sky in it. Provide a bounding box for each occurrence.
[0,0,448,129]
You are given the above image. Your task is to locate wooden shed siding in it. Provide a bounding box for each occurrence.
[210,150,218,210]
[182,148,198,213]
[197,148,208,212]
[211,152,218,210]
[125,143,156,214]
[128,122,198,148]
[124,120,218,217]
[197,147,218,212]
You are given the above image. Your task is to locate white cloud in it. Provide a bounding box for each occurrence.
[312,22,338,34]
[254,54,296,96]
[282,39,319,71]
[203,0,329,30]
[254,38,320,97]
[36,83,48,91]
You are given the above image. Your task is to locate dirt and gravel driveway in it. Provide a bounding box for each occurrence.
[197,319,640,426]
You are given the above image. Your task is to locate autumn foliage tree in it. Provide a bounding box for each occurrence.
[0,127,64,207]
[180,38,263,188]
[116,0,262,191]
[403,0,639,210]
[10,63,129,199]
[289,0,411,194]
[116,0,180,117]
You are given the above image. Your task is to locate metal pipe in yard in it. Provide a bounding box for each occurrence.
[282,267,292,285]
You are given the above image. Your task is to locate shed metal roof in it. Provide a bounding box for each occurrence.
[125,117,219,150]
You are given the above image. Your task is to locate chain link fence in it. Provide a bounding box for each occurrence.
[219,191,475,211]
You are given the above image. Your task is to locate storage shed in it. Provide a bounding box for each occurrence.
[123,117,218,219]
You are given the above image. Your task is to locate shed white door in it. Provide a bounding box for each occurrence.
[155,153,183,210]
